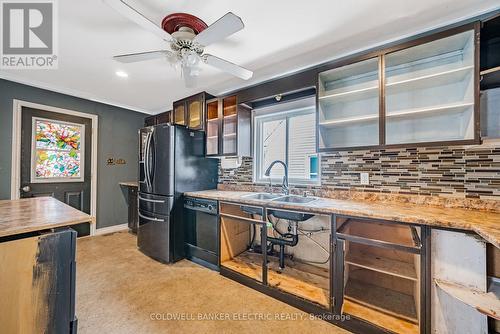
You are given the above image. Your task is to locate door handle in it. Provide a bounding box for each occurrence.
[21,185,31,192]
[138,212,164,222]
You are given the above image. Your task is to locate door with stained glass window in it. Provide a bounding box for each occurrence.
[20,107,92,220]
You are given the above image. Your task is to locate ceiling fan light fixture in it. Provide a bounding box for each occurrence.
[106,2,253,87]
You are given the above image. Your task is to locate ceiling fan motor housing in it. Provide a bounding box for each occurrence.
[161,13,208,35]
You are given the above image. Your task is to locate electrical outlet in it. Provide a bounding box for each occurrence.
[360,172,370,185]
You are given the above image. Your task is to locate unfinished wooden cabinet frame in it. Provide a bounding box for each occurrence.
[219,202,333,309]
[217,200,432,334]
[333,215,430,334]
[219,201,268,283]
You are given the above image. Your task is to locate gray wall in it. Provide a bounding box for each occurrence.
[0,79,145,228]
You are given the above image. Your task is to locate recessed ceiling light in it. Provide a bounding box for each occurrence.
[115,71,128,78]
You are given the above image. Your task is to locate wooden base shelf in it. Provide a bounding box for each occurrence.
[346,251,417,281]
[221,251,330,307]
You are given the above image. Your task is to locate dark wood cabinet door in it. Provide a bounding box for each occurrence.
[144,115,156,127]
[156,111,171,125]
[173,102,186,126]
[187,96,203,130]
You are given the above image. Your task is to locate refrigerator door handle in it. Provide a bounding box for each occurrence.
[144,132,152,189]
[149,131,155,188]
[138,196,165,203]
[138,212,165,222]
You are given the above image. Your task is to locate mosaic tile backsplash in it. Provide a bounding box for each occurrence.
[218,143,500,200]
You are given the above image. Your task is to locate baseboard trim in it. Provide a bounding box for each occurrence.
[94,223,129,236]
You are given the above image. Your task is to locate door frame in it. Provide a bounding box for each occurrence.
[11,99,98,235]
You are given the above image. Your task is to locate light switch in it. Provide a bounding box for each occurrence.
[360,172,369,185]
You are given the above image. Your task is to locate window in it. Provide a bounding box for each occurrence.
[254,97,319,185]
[31,117,85,182]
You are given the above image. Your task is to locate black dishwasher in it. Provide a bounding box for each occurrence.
[184,197,219,270]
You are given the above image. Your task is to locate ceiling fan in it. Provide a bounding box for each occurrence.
[104,0,253,87]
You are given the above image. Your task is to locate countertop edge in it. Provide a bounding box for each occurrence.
[184,190,500,249]
[0,216,94,238]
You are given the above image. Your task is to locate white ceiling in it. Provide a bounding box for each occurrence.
[1,0,499,114]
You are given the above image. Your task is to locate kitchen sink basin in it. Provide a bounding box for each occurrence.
[272,195,317,204]
[267,209,314,221]
[241,193,281,200]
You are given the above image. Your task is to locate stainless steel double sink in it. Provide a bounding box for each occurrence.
[240,193,317,221]
[241,193,317,204]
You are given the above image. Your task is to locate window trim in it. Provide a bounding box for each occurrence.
[253,100,320,186]
[31,117,85,183]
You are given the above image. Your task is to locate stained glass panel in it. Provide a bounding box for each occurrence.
[35,150,81,178]
[35,120,81,150]
[32,118,84,182]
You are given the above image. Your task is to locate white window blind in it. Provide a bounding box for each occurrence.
[254,97,319,185]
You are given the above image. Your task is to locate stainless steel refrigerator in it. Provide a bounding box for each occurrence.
[138,124,218,263]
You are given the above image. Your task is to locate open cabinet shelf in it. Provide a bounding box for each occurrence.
[345,275,418,323]
[346,250,417,281]
[317,25,478,151]
[336,216,422,334]
[225,251,330,308]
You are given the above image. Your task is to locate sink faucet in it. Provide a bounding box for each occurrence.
[265,160,289,195]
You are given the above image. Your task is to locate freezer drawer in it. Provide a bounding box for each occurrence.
[137,210,171,263]
[138,192,173,216]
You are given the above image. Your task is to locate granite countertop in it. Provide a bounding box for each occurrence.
[0,197,92,238]
[184,190,500,249]
[119,181,138,187]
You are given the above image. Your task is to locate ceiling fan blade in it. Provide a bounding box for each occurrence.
[113,50,170,63]
[204,54,253,80]
[103,0,173,42]
[182,66,197,88]
[193,12,244,47]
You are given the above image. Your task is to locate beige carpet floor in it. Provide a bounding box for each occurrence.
[76,231,349,334]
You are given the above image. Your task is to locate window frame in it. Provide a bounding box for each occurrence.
[253,99,320,186]
[31,117,85,183]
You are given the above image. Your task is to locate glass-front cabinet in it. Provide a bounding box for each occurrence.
[173,92,214,130]
[317,25,479,151]
[173,102,185,126]
[206,99,220,156]
[222,96,238,155]
[204,95,251,157]
[187,97,203,129]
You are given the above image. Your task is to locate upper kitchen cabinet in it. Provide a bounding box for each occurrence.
[318,57,381,150]
[144,110,172,127]
[480,14,500,90]
[205,95,251,157]
[385,29,477,145]
[173,100,186,126]
[173,92,214,130]
[317,24,480,151]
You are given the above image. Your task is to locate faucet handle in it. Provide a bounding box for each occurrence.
[303,191,311,197]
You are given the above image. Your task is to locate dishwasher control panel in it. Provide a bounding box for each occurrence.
[184,197,218,214]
